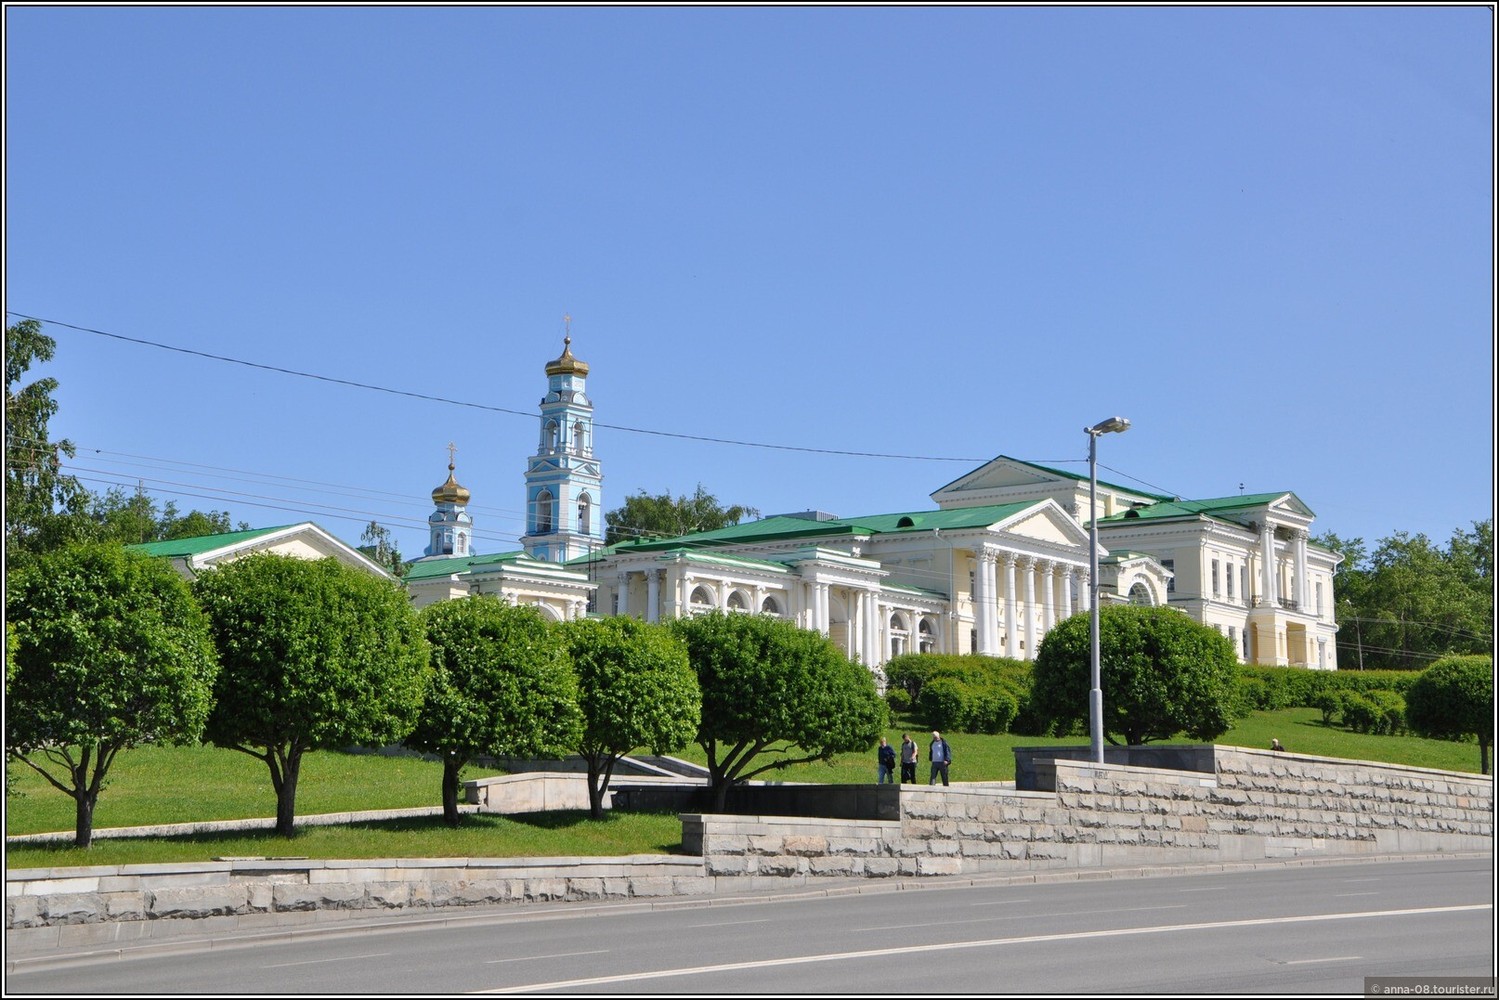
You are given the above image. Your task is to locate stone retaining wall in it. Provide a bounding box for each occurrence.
[6,855,708,953]
[694,749,1493,876]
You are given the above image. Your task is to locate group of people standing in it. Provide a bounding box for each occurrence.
[877,731,953,786]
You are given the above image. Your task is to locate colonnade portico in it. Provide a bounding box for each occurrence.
[972,545,1090,660]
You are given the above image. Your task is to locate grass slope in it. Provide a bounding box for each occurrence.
[6,709,1483,868]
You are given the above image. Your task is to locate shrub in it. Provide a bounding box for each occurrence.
[1312,690,1343,726]
[885,687,912,715]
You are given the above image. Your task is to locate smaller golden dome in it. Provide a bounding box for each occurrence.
[545,336,589,378]
[432,462,471,505]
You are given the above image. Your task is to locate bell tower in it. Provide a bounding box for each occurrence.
[521,324,604,562]
[424,443,473,558]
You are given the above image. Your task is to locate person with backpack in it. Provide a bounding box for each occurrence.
[899,733,918,783]
[929,730,953,786]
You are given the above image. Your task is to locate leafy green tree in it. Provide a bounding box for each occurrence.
[192,554,430,836]
[1031,605,1239,746]
[358,520,405,575]
[671,611,887,811]
[1405,654,1493,774]
[4,318,90,557]
[407,598,581,826]
[605,484,758,546]
[5,544,219,846]
[560,617,699,818]
[1318,523,1492,670]
[88,485,240,545]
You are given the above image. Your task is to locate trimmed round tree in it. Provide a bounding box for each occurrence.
[6,544,219,846]
[671,611,887,811]
[193,554,430,836]
[560,616,700,818]
[1405,654,1493,775]
[407,598,582,826]
[1032,604,1239,746]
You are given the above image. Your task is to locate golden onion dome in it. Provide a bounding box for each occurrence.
[431,462,471,505]
[545,336,589,378]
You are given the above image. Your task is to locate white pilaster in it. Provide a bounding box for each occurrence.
[1004,554,1019,659]
[1022,556,1038,660]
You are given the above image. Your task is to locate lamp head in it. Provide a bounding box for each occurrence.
[1088,416,1131,436]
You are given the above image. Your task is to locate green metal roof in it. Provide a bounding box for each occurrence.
[932,455,1175,502]
[402,553,483,581]
[126,524,300,559]
[1096,492,1311,526]
[598,500,1049,556]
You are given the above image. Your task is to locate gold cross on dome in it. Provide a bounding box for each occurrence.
[447,441,457,468]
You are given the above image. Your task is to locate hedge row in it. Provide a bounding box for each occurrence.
[883,653,1037,735]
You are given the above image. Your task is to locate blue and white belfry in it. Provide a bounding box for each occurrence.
[521,336,604,564]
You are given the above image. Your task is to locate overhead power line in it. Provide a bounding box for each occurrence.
[9,310,989,464]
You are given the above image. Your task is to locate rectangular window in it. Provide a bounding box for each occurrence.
[1316,581,1324,617]
[1226,563,1235,601]
[1162,558,1175,594]
[1212,559,1221,599]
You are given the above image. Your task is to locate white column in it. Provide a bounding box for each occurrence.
[1294,529,1309,610]
[1022,557,1038,660]
[1079,569,1091,612]
[646,569,661,622]
[1260,521,1279,606]
[971,551,988,654]
[1062,566,1076,619]
[1041,560,1056,633]
[616,573,630,618]
[1003,554,1019,659]
[815,582,830,635]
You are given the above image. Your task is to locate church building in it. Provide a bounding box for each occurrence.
[404,337,1343,673]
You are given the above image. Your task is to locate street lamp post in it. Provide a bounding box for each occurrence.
[1086,416,1130,764]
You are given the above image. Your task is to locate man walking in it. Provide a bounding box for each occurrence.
[877,737,897,784]
[929,730,952,786]
[899,733,918,784]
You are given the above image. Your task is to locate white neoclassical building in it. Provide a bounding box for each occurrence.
[405,337,1342,670]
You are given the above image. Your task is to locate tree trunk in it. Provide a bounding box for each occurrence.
[709,777,731,813]
[587,758,607,820]
[442,756,463,828]
[1481,738,1490,777]
[73,791,96,848]
[274,750,301,838]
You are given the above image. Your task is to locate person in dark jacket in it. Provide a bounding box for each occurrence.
[929,730,952,786]
[877,737,897,784]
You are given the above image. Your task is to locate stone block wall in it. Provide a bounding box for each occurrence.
[6,855,708,952]
[697,750,1493,876]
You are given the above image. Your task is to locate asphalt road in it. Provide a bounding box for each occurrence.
[7,857,1494,995]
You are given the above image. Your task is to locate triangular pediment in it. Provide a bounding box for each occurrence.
[932,456,1079,502]
[992,499,1092,549]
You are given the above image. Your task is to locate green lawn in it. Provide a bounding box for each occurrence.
[6,710,1484,868]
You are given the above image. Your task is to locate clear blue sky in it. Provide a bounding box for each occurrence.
[6,6,1494,561]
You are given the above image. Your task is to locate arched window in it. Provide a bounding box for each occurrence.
[918,618,936,653]
[578,493,593,535]
[543,420,559,452]
[573,419,586,454]
[689,586,714,614]
[727,590,748,612]
[456,531,467,556]
[1128,582,1154,606]
[536,489,555,534]
[760,595,782,616]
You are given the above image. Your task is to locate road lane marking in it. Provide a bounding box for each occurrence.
[969,899,1032,906]
[1281,956,1364,965]
[855,903,1187,932]
[476,903,1491,994]
[266,952,389,968]
[687,918,773,928]
[483,950,609,965]
[1335,892,1379,897]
